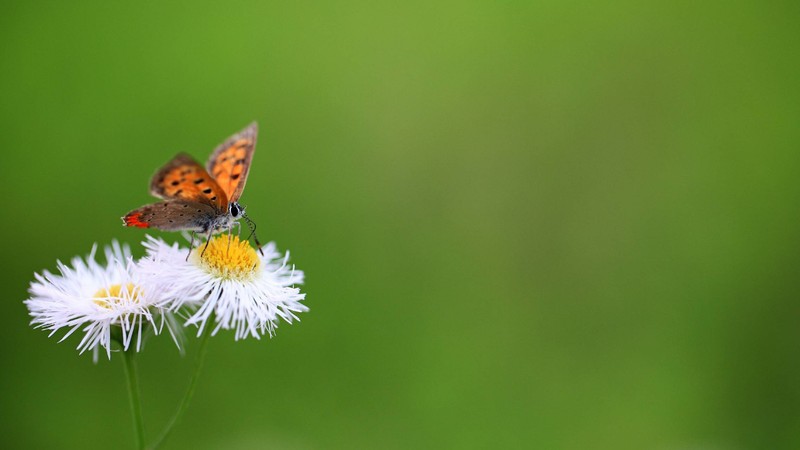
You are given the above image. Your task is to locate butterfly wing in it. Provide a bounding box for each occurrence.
[206,122,257,203]
[150,153,228,211]
[123,200,218,231]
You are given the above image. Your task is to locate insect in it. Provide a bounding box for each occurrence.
[122,122,262,255]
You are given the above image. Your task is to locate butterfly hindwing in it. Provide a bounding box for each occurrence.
[123,200,218,231]
[150,153,228,211]
[206,122,257,203]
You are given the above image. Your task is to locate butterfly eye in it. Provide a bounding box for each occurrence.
[230,203,240,217]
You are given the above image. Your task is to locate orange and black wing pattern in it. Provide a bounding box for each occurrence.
[206,122,257,203]
[150,153,228,211]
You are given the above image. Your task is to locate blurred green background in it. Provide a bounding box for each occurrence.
[1,1,799,449]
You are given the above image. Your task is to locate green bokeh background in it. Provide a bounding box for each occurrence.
[2,1,799,449]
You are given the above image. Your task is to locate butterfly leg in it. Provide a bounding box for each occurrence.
[227,221,244,254]
[185,231,197,262]
[200,229,213,258]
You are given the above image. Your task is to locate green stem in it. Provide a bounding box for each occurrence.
[147,323,214,450]
[122,348,146,450]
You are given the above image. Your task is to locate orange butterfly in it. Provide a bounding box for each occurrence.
[122,123,261,252]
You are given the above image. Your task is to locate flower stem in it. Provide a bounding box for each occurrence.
[147,323,213,450]
[122,349,146,450]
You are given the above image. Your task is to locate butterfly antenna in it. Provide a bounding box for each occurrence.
[242,213,264,256]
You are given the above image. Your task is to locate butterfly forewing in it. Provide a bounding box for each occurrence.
[123,201,218,231]
[150,153,228,211]
[206,122,257,203]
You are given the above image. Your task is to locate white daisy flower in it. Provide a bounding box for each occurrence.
[25,242,179,360]
[139,234,307,340]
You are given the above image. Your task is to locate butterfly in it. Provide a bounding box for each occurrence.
[122,122,262,253]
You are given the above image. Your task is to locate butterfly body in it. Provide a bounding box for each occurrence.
[123,123,257,239]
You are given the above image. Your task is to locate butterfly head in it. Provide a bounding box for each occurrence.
[206,202,243,233]
[229,202,244,219]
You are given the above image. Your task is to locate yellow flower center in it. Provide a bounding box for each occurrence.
[195,234,260,281]
[93,283,141,309]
